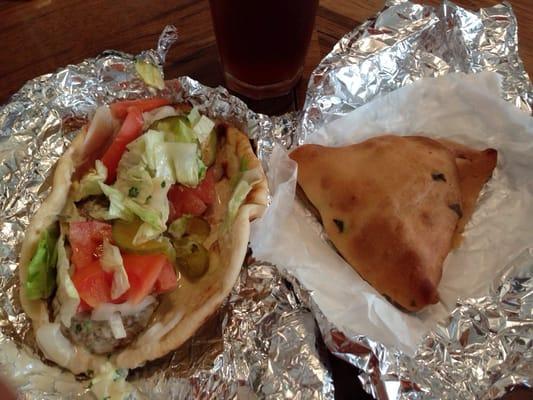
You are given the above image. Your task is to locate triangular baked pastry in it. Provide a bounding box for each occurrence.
[290,135,496,311]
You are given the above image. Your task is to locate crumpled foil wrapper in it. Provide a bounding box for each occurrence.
[300,0,532,141]
[0,26,327,399]
[1,0,533,398]
[296,1,533,399]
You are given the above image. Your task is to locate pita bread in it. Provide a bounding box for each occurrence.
[436,139,497,243]
[19,112,267,374]
[290,135,496,312]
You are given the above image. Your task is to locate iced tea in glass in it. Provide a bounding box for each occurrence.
[209,0,319,99]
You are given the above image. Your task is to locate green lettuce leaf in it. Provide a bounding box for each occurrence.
[192,115,215,145]
[166,142,206,187]
[72,160,107,201]
[221,167,263,232]
[187,106,201,126]
[222,179,252,232]
[143,130,175,184]
[98,183,134,221]
[132,177,171,245]
[115,163,153,204]
[25,227,59,300]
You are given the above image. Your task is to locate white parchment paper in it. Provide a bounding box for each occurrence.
[250,72,533,355]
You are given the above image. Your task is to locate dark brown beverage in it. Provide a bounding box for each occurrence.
[209,0,319,99]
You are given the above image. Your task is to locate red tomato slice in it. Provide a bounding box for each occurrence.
[153,259,178,294]
[110,98,170,119]
[121,253,167,304]
[167,168,215,221]
[69,221,113,270]
[168,186,207,221]
[78,299,92,313]
[101,107,144,183]
[72,260,113,310]
[194,168,216,204]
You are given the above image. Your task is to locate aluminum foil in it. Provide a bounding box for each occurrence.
[0,26,326,399]
[1,0,533,398]
[300,0,532,142]
[297,0,533,399]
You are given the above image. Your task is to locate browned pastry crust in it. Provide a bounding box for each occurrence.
[290,135,497,312]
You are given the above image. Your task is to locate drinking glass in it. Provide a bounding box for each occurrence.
[209,0,319,99]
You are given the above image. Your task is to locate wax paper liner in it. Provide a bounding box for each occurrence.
[293,0,532,398]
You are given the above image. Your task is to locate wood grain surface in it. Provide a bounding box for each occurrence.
[0,0,531,112]
[0,1,532,399]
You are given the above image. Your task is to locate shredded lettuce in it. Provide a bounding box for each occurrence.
[170,119,197,143]
[96,109,209,243]
[223,180,252,231]
[142,130,166,173]
[72,160,107,201]
[187,106,201,126]
[55,234,80,328]
[99,183,134,221]
[25,227,59,300]
[222,168,263,232]
[100,240,130,300]
[142,130,175,184]
[132,178,171,245]
[142,105,178,129]
[165,142,206,187]
[115,163,153,204]
[192,115,215,145]
[153,116,197,143]
[123,198,162,231]
[186,106,215,144]
[135,60,164,90]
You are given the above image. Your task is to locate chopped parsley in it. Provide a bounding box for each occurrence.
[113,368,128,381]
[448,203,463,218]
[128,186,139,198]
[431,172,446,182]
[83,320,92,333]
[161,180,166,188]
[333,219,344,233]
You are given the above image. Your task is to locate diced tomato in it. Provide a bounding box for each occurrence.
[101,107,144,183]
[72,260,113,309]
[73,252,176,311]
[110,98,170,119]
[194,168,216,204]
[78,299,92,313]
[167,168,216,221]
[153,259,178,294]
[121,253,167,304]
[168,188,207,221]
[69,221,113,270]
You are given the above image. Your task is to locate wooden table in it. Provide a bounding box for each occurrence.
[0,1,532,399]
